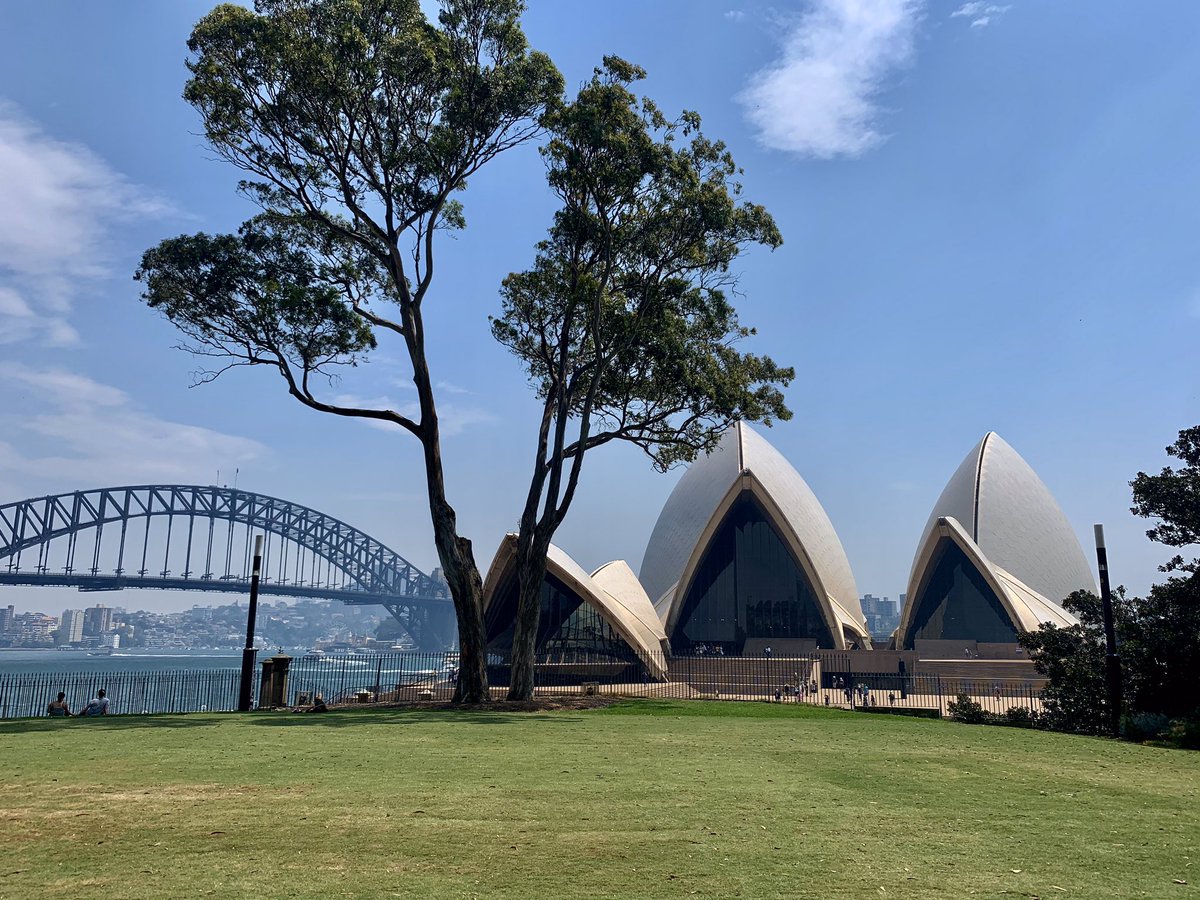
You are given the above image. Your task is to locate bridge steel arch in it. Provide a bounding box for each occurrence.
[0,485,454,649]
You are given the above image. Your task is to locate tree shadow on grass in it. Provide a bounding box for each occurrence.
[245,707,589,728]
[0,706,592,735]
[0,714,230,735]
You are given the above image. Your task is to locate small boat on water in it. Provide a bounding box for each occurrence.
[87,647,114,657]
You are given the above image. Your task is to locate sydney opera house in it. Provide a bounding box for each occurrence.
[481,423,1095,672]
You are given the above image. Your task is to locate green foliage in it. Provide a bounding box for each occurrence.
[1000,705,1037,728]
[1018,427,1200,738]
[492,57,791,475]
[1130,425,1200,572]
[137,216,378,386]
[1019,590,1114,735]
[1164,717,1200,750]
[184,0,562,239]
[946,692,987,724]
[1021,578,1200,734]
[139,0,563,421]
[1121,711,1171,743]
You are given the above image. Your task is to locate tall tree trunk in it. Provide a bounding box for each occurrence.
[507,531,551,701]
[420,436,489,703]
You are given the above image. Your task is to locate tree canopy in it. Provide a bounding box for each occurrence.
[137,0,565,704]
[1131,425,1200,572]
[1022,424,1200,740]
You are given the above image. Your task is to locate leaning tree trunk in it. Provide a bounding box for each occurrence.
[418,414,489,703]
[507,534,551,701]
[428,500,488,704]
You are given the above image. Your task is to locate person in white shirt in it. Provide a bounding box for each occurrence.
[82,689,109,716]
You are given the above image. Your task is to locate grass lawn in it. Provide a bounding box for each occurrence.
[1,700,1197,899]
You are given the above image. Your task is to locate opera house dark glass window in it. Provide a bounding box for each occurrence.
[672,493,834,654]
[485,572,637,662]
[905,542,1018,646]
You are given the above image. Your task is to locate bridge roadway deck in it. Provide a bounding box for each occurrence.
[0,572,448,607]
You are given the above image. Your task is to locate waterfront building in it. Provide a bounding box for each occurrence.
[83,604,113,637]
[59,608,85,643]
[896,432,1096,653]
[640,422,870,653]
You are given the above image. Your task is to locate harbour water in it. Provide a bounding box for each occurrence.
[0,648,253,676]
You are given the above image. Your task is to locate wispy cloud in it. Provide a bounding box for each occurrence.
[950,2,1011,28]
[725,9,746,23]
[738,0,923,158]
[0,364,266,493]
[0,101,171,347]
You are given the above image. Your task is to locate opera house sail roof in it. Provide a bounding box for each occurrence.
[482,535,668,679]
[639,422,869,653]
[898,432,1096,650]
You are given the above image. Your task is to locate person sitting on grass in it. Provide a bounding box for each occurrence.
[81,689,109,716]
[47,692,72,717]
[293,695,328,714]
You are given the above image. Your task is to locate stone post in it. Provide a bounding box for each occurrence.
[258,656,276,709]
[269,652,293,708]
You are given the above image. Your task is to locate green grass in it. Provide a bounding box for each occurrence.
[1,701,1197,899]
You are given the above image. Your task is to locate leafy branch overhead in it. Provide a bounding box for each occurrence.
[1130,425,1200,572]
[492,57,793,480]
[137,0,563,435]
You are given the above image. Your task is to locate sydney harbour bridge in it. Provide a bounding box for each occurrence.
[0,485,456,649]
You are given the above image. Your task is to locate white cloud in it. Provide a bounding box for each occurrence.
[0,364,266,492]
[739,0,923,158]
[950,2,1011,28]
[725,10,747,22]
[0,101,170,347]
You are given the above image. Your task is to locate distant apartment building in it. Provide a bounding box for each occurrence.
[83,605,113,636]
[0,604,14,634]
[859,593,900,641]
[59,608,85,643]
[13,612,58,645]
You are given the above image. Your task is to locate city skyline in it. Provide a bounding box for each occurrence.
[2,1,1198,615]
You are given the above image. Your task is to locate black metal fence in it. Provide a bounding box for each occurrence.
[286,651,455,705]
[0,668,243,719]
[0,652,1046,719]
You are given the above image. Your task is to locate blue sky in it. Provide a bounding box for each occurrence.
[1,0,1197,614]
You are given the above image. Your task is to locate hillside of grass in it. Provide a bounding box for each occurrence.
[1,700,1196,899]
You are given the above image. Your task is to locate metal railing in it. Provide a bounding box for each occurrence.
[0,651,1046,719]
[0,668,242,719]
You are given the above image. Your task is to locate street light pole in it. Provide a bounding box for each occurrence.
[238,535,264,712]
[1093,524,1123,736]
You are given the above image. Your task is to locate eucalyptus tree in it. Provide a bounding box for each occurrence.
[492,59,793,700]
[136,0,562,703]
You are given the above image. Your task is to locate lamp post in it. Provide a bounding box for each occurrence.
[238,535,264,712]
[1093,524,1123,736]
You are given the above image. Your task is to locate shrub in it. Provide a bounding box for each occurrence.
[1001,706,1037,729]
[947,693,988,724]
[1121,712,1171,743]
[1164,718,1200,750]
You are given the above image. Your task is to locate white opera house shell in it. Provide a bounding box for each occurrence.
[896,432,1096,652]
[482,534,669,679]
[639,422,871,652]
